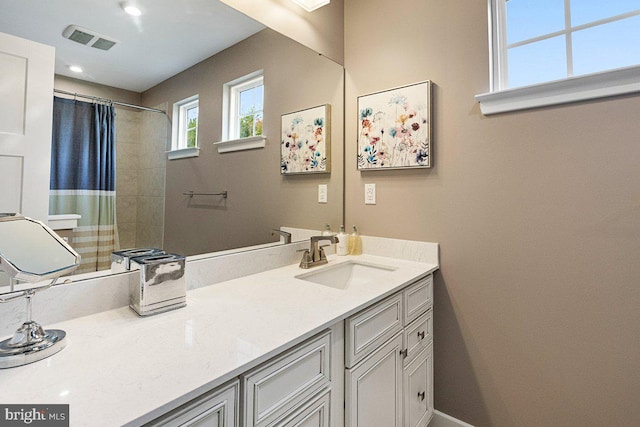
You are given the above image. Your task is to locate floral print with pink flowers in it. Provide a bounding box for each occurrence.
[281,105,330,174]
[357,81,431,170]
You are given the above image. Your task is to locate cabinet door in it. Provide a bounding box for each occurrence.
[0,32,55,222]
[403,344,433,427]
[345,333,403,427]
[147,380,238,427]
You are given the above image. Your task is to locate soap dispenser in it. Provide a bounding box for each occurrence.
[349,225,362,255]
[321,224,333,236]
[336,225,349,256]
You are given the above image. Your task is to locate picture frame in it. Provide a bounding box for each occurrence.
[357,81,432,170]
[281,104,330,175]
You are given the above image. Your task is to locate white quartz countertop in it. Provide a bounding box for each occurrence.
[0,254,437,426]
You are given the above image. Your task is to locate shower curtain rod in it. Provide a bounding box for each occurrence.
[53,89,167,114]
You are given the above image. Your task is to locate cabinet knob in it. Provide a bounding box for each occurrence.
[417,331,425,340]
[400,349,408,358]
[418,391,426,401]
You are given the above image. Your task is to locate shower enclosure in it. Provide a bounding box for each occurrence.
[114,103,170,252]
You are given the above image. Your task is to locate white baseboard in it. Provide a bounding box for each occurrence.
[429,410,475,427]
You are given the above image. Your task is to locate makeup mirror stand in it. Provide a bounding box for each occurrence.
[0,279,68,369]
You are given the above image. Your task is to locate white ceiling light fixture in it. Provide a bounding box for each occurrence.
[69,65,83,73]
[292,0,330,12]
[121,2,142,16]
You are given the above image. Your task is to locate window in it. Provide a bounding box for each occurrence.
[477,0,640,114]
[224,71,264,141]
[170,95,199,159]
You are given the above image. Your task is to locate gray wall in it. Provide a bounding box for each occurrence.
[344,0,640,426]
[142,29,344,256]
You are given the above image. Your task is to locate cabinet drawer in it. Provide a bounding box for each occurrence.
[403,310,433,366]
[147,379,238,427]
[403,275,433,326]
[243,331,332,427]
[345,293,403,368]
[269,388,331,427]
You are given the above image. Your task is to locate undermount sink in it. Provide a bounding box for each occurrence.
[295,260,397,289]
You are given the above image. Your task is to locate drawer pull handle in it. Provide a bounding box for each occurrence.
[418,391,426,401]
[417,331,425,340]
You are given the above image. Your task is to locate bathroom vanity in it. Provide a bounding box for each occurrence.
[0,240,438,427]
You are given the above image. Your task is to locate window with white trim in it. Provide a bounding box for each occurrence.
[478,0,640,114]
[224,72,264,140]
[170,95,199,158]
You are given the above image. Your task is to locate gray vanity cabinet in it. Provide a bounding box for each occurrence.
[145,273,433,427]
[345,274,434,427]
[147,380,239,427]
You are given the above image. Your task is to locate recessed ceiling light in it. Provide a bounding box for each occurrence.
[121,2,142,16]
[69,65,83,73]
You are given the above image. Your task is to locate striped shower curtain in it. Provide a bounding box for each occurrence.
[50,97,118,273]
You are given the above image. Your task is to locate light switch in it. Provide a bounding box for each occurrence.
[365,183,376,205]
[318,184,328,203]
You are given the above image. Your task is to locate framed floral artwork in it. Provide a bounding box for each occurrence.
[281,104,330,175]
[357,81,432,170]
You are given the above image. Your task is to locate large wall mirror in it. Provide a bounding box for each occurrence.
[0,0,344,277]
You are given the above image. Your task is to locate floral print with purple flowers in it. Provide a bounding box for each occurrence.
[357,81,431,170]
[281,105,330,174]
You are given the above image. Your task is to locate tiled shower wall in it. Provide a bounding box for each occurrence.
[136,106,169,248]
[115,109,141,249]
[114,106,168,249]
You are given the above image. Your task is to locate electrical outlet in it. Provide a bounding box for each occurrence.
[365,183,376,205]
[318,184,328,203]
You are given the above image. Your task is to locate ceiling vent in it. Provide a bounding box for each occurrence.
[62,25,118,51]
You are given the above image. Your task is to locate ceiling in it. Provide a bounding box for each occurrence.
[0,0,265,92]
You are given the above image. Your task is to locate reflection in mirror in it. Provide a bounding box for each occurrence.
[0,0,344,278]
[0,214,80,295]
[145,28,344,257]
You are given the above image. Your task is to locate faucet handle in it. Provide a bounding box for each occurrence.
[298,249,313,269]
[317,246,328,262]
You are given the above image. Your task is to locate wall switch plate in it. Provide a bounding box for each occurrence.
[318,184,328,203]
[365,183,376,205]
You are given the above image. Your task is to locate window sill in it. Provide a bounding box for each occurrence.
[475,65,640,115]
[167,147,200,160]
[214,135,266,153]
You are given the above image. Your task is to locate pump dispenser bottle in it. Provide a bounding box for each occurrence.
[349,225,362,255]
[336,225,349,256]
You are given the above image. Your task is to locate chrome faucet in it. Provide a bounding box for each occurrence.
[271,229,292,244]
[299,235,339,269]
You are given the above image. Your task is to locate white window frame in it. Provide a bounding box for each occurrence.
[476,0,640,115]
[169,95,200,159]
[217,70,266,153]
[229,74,264,139]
